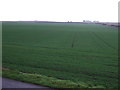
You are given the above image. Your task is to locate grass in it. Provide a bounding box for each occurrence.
[3,68,103,88]
[2,22,118,88]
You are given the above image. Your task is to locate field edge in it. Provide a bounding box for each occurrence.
[2,68,105,89]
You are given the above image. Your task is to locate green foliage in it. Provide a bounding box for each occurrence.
[2,22,118,88]
[3,69,91,88]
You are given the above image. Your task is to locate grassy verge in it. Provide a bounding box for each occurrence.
[2,68,104,89]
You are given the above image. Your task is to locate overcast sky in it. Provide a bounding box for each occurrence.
[0,0,119,22]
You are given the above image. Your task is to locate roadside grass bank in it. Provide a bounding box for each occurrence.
[2,68,104,89]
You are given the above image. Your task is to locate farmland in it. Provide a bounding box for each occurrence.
[2,22,118,88]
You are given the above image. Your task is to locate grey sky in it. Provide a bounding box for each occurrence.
[0,0,119,22]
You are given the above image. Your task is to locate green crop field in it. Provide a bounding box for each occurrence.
[2,22,118,88]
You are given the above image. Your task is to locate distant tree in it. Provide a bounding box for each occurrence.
[83,20,85,22]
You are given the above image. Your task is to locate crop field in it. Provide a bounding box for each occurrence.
[2,22,118,88]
